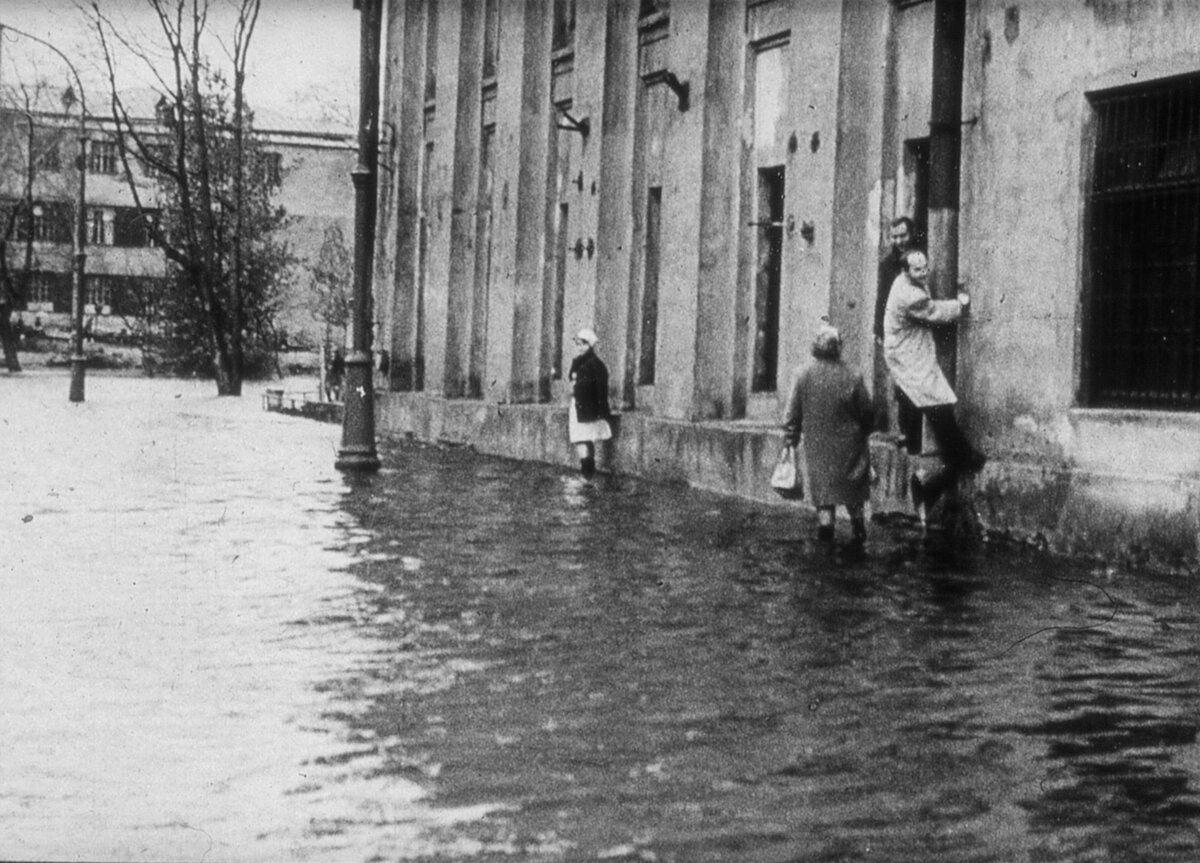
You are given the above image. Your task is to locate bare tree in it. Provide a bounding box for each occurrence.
[88,0,285,395]
[308,223,351,398]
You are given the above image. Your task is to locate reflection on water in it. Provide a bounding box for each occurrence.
[3,375,1200,861]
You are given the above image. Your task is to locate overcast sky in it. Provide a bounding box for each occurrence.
[0,0,360,131]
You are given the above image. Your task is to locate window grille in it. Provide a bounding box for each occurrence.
[1087,75,1200,408]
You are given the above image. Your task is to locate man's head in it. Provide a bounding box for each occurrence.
[889,216,915,254]
[902,249,929,286]
[811,320,842,361]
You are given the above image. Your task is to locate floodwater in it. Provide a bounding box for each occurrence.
[3,373,1200,862]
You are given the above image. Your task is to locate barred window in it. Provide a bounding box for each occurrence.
[1086,75,1200,409]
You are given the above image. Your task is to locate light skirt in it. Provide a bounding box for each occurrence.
[568,402,613,444]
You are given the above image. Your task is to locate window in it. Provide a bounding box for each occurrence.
[27,272,55,307]
[639,0,668,19]
[903,137,930,247]
[415,136,434,392]
[747,36,790,395]
[87,274,113,311]
[88,140,120,175]
[88,208,115,246]
[84,274,162,317]
[33,130,61,171]
[1086,75,1200,408]
[113,207,157,247]
[424,0,439,103]
[470,120,495,398]
[29,202,72,243]
[30,205,51,242]
[140,143,171,179]
[753,166,785,392]
[543,105,568,390]
[639,187,662,385]
[753,45,786,151]
[552,0,575,52]
[482,0,500,80]
[28,271,70,312]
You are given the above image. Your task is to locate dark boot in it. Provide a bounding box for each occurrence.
[843,515,867,559]
[816,524,835,543]
[580,456,596,479]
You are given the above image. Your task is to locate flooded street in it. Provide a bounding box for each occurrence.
[4,373,1200,861]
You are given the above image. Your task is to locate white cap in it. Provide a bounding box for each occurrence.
[574,327,599,346]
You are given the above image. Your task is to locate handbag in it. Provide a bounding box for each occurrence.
[770,444,804,500]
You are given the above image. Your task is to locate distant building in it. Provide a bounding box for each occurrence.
[256,123,357,348]
[0,95,354,348]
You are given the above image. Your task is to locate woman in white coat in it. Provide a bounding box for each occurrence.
[883,249,986,521]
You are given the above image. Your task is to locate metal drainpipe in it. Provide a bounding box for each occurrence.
[336,0,382,472]
[927,0,967,379]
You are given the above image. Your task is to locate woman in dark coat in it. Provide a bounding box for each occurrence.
[567,327,613,479]
[782,322,874,547]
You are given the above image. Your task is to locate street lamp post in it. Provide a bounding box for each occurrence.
[336,0,382,472]
[68,99,88,403]
[0,24,89,403]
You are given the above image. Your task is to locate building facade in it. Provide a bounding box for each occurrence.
[0,102,354,349]
[260,126,358,349]
[371,0,1200,571]
[0,106,164,325]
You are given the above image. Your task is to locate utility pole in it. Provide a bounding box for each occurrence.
[68,96,88,403]
[336,0,382,471]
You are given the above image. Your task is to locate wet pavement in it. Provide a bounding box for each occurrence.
[4,372,1200,862]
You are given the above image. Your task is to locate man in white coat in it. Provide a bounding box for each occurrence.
[882,249,986,522]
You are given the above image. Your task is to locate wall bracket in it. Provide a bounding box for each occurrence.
[644,70,690,112]
[555,104,591,137]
